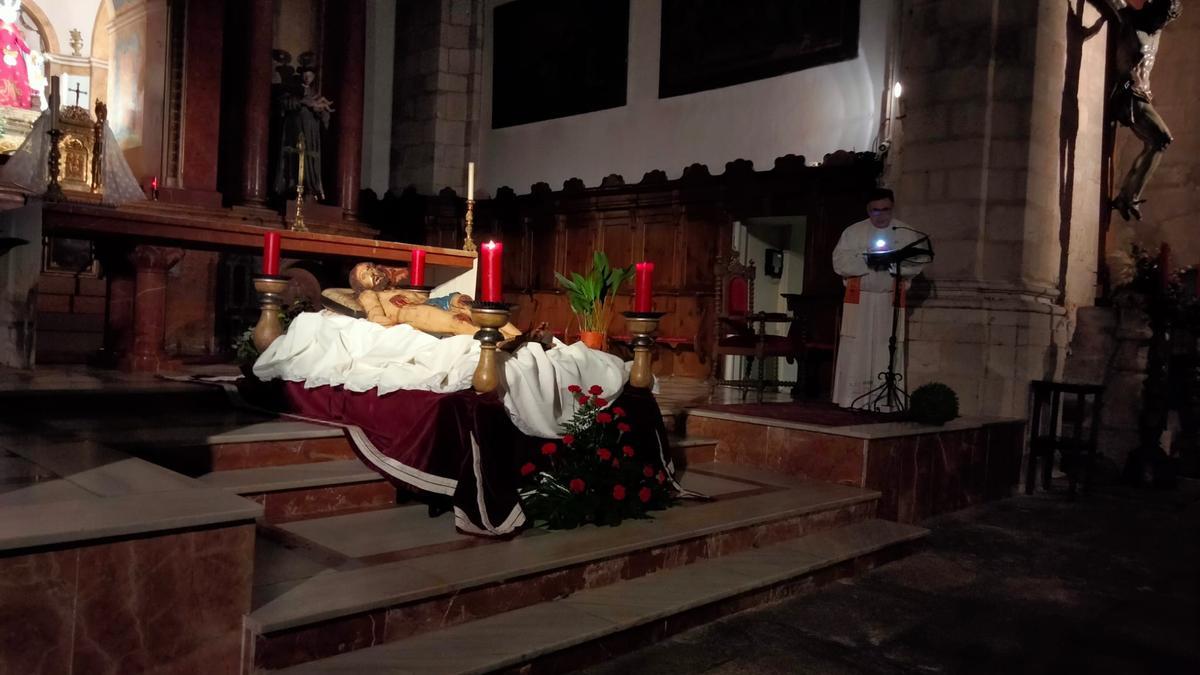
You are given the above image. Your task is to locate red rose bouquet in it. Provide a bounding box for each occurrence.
[518,385,674,528]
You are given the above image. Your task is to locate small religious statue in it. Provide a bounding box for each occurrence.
[1096,0,1183,221]
[348,262,521,338]
[272,51,333,201]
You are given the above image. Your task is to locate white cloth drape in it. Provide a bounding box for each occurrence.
[253,311,631,439]
[0,111,146,206]
[831,218,926,409]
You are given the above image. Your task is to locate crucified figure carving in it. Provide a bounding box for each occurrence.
[1095,0,1183,221]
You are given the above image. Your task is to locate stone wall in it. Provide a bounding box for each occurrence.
[389,0,482,196]
[1063,305,1148,464]
[891,0,1109,417]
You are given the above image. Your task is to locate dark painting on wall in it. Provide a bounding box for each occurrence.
[492,0,629,128]
[659,0,860,98]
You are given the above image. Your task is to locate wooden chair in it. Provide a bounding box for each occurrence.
[1027,381,1104,497]
[711,253,802,401]
[780,293,842,400]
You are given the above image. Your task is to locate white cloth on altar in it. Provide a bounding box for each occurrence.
[0,111,145,205]
[830,218,926,409]
[253,311,630,439]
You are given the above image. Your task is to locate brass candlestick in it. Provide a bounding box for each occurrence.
[470,301,511,393]
[45,128,65,202]
[251,275,291,352]
[463,199,477,252]
[91,100,106,194]
[292,133,308,232]
[622,311,665,389]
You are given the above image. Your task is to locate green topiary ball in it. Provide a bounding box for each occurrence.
[909,382,959,425]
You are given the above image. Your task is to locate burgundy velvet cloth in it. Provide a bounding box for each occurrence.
[282,382,673,535]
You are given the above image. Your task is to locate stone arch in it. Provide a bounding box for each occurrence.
[90,0,110,61]
[17,0,58,54]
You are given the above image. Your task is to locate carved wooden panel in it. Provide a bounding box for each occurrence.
[412,154,881,381]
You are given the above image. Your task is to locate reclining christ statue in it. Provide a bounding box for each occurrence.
[340,262,520,339]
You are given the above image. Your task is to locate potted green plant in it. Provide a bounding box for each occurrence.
[555,252,633,349]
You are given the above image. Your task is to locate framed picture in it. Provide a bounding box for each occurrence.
[42,236,99,276]
[764,248,785,279]
[660,0,860,98]
[491,0,630,128]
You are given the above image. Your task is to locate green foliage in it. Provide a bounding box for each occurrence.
[909,382,959,426]
[554,252,634,333]
[232,298,314,366]
[519,384,675,529]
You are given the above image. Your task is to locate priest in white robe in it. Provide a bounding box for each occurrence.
[831,188,927,409]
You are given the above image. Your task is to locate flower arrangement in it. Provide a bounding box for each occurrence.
[555,252,634,335]
[519,384,674,529]
[233,298,313,366]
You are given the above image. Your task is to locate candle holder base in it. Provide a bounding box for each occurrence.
[470,302,513,394]
[622,311,665,389]
[252,274,291,353]
[401,285,436,298]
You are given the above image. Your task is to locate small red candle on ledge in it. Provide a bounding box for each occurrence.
[410,249,426,286]
[634,261,654,312]
[479,240,503,302]
[150,176,159,200]
[262,231,281,276]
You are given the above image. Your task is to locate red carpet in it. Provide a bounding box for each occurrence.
[694,401,900,427]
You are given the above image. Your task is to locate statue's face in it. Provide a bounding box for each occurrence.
[351,263,388,291]
[867,198,894,229]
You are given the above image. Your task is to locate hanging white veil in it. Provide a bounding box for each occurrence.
[0,110,146,206]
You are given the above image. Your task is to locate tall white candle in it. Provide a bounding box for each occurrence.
[467,161,475,201]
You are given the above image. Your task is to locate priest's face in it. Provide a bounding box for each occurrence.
[867,198,894,229]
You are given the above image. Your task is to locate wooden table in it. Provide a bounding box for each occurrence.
[41,201,475,372]
[43,201,475,268]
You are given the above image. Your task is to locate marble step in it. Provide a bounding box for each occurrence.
[199,459,381,494]
[198,459,395,523]
[272,518,927,674]
[250,466,881,670]
[671,435,718,466]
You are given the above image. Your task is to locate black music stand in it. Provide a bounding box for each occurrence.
[849,237,933,412]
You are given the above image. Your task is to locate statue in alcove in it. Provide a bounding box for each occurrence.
[1096,0,1183,221]
[271,50,334,201]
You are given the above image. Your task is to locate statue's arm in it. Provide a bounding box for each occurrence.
[359,291,396,326]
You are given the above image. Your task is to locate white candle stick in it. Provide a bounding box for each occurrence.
[467,161,474,201]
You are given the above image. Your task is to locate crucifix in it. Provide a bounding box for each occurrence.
[69,82,87,107]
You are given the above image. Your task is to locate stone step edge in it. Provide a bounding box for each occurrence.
[670,435,718,448]
[197,459,382,494]
[273,518,927,675]
[251,483,880,633]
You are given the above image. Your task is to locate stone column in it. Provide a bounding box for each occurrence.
[891,0,1108,417]
[333,0,366,219]
[180,0,225,195]
[121,246,183,373]
[240,0,274,206]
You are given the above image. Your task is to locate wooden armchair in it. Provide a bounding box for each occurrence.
[711,253,803,401]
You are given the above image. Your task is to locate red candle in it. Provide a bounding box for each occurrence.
[262,231,281,276]
[410,249,426,286]
[634,261,654,312]
[480,240,503,302]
